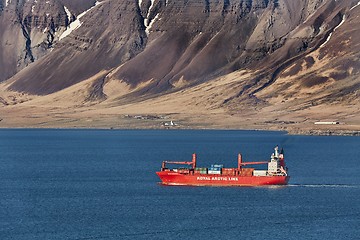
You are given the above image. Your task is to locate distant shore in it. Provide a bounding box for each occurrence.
[1,92,358,136]
[1,124,359,136]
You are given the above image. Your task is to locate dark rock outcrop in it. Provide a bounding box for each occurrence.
[0,0,70,82]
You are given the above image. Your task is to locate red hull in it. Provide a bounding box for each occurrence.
[156,171,289,186]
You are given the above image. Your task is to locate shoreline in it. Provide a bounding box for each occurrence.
[1,96,358,137]
[0,125,359,136]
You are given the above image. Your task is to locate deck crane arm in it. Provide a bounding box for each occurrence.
[161,153,197,170]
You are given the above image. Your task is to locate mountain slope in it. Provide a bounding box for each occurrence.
[0,0,359,133]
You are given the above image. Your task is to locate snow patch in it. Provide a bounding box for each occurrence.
[59,18,83,41]
[59,1,104,41]
[147,0,155,19]
[319,32,333,48]
[144,0,157,35]
[30,0,38,12]
[138,0,143,7]
[319,15,346,49]
[146,13,159,35]
[6,0,11,7]
[334,14,346,31]
[350,1,360,11]
[64,6,72,24]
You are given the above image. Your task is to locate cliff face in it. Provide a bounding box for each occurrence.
[3,0,146,94]
[1,0,60,80]
[1,0,359,114]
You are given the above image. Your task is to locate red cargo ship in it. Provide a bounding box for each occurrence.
[156,146,289,186]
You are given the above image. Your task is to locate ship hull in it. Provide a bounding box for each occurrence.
[156,171,289,186]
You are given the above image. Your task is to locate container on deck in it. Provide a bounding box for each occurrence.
[211,164,224,168]
[195,167,207,174]
[240,168,254,176]
[178,168,190,174]
[209,167,221,171]
[222,168,236,175]
[253,170,267,176]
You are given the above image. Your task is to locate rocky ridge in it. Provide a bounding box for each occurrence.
[0,0,359,132]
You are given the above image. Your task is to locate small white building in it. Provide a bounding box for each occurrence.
[314,121,339,125]
[164,121,177,126]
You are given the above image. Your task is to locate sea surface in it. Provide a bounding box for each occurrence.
[0,129,359,240]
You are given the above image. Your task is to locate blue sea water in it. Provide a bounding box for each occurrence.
[0,129,359,240]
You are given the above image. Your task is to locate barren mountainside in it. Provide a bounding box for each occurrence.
[0,0,359,133]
